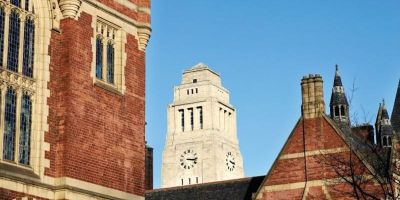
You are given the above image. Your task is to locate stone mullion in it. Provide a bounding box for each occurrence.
[13,87,22,163]
[101,25,108,81]
[17,12,25,74]
[2,7,10,68]
[0,84,6,160]
[20,0,25,10]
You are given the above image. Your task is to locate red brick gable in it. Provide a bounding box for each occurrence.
[254,115,378,200]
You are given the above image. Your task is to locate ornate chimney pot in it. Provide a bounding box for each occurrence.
[58,0,82,19]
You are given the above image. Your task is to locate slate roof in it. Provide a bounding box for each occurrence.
[333,65,343,87]
[145,176,265,200]
[392,80,400,134]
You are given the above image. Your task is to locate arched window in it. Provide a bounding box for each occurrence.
[95,36,102,79]
[7,10,20,72]
[388,136,392,147]
[334,106,340,117]
[340,106,345,116]
[3,88,17,161]
[0,7,5,66]
[1,2,36,166]
[19,93,32,165]
[383,137,388,146]
[107,42,114,84]
[23,17,35,77]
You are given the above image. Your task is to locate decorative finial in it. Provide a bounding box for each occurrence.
[382,99,386,106]
[335,64,339,71]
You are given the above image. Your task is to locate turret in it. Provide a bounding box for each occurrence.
[329,65,350,127]
[376,100,394,148]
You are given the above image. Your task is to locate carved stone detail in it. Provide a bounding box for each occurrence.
[58,0,82,19]
[0,69,36,95]
[138,27,151,52]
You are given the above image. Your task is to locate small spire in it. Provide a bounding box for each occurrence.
[333,65,343,87]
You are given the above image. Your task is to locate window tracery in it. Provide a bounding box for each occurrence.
[0,0,37,167]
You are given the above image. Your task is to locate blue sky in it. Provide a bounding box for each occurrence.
[145,0,400,188]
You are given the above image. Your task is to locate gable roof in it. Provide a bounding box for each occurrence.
[253,114,391,199]
[145,176,265,200]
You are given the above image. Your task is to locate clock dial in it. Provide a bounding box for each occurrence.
[226,152,236,171]
[180,149,198,169]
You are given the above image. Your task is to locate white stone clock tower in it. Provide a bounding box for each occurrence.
[161,63,244,188]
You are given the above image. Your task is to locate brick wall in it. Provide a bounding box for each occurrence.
[43,0,149,197]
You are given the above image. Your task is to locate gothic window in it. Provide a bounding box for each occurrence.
[106,42,114,84]
[94,20,121,91]
[383,137,388,146]
[23,17,34,77]
[1,2,36,166]
[95,37,103,79]
[11,0,20,7]
[24,0,29,11]
[388,136,392,147]
[3,88,16,161]
[19,93,31,165]
[7,10,20,72]
[0,7,5,66]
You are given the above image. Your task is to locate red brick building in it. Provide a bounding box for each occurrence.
[0,0,151,199]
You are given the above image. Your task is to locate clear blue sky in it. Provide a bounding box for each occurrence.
[145,0,400,188]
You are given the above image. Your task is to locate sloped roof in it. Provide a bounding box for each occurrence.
[392,80,400,134]
[145,176,265,200]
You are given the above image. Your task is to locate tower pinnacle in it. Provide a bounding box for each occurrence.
[330,65,350,126]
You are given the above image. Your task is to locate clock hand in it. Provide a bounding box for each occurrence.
[230,161,235,165]
[186,158,197,161]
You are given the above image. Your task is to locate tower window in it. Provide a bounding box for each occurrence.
[196,177,199,184]
[188,178,191,185]
[388,136,392,146]
[95,37,103,79]
[193,79,197,83]
[383,137,388,146]
[195,88,198,93]
[340,106,345,116]
[334,106,339,117]
[197,106,203,129]
[179,109,184,132]
[94,19,123,93]
[181,179,184,186]
[188,108,194,131]
[107,42,114,84]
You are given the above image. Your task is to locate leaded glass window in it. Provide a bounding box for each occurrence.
[96,37,102,79]
[23,18,35,77]
[7,10,20,72]
[3,88,17,161]
[25,0,29,11]
[11,0,20,7]
[19,93,32,165]
[0,8,5,67]
[107,43,114,84]
[1,2,37,166]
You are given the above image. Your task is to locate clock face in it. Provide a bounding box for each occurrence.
[180,149,198,169]
[226,152,236,171]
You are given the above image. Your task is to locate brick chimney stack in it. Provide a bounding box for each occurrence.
[301,74,325,119]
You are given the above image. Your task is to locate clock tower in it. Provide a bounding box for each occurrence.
[161,63,244,188]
